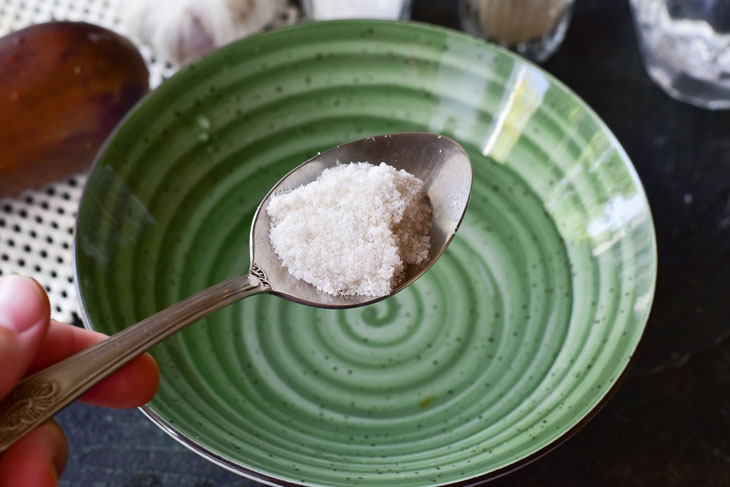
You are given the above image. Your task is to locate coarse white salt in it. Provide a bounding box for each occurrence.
[267,162,431,296]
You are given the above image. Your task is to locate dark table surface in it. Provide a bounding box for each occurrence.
[58,0,730,485]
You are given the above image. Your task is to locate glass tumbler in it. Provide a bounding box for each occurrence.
[302,0,412,21]
[630,0,730,110]
[459,0,575,63]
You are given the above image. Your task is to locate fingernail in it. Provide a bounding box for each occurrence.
[0,275,48,334]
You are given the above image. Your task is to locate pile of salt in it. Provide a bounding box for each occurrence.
[267,162,431,296]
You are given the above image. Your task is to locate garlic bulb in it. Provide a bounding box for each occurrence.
[117,0,287,65]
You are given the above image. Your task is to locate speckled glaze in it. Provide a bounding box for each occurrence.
[74,21,657,487]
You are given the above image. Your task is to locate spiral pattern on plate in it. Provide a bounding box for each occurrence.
[75,21,657,486]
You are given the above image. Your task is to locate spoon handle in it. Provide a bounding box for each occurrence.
[0,273,265,453]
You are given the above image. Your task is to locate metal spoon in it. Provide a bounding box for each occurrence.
[0,132,472,452]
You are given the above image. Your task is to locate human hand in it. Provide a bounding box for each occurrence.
[0,275,159,486]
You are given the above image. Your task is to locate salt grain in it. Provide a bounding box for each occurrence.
[267,162,431,296]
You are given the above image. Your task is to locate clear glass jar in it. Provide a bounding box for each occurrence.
[459,0,575,63]
[302,0,412,21]
[630,0,730,110]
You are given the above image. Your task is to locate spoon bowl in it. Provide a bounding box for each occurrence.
[252,132,472,308]
[0,132,472,452]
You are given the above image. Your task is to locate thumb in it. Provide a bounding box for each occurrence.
[0,276,51,399]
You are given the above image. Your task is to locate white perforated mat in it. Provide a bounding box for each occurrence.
[0,0,296,323]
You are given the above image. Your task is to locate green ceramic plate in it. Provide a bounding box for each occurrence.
[75,20,657,486]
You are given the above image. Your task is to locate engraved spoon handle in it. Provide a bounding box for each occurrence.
[0,272,265,453]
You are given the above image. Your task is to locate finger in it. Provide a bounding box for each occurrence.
[0,419,68,487]
[28,321,160,409]
[0,276,50,398]
[28,320,109,372]
[79,351,159,408]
